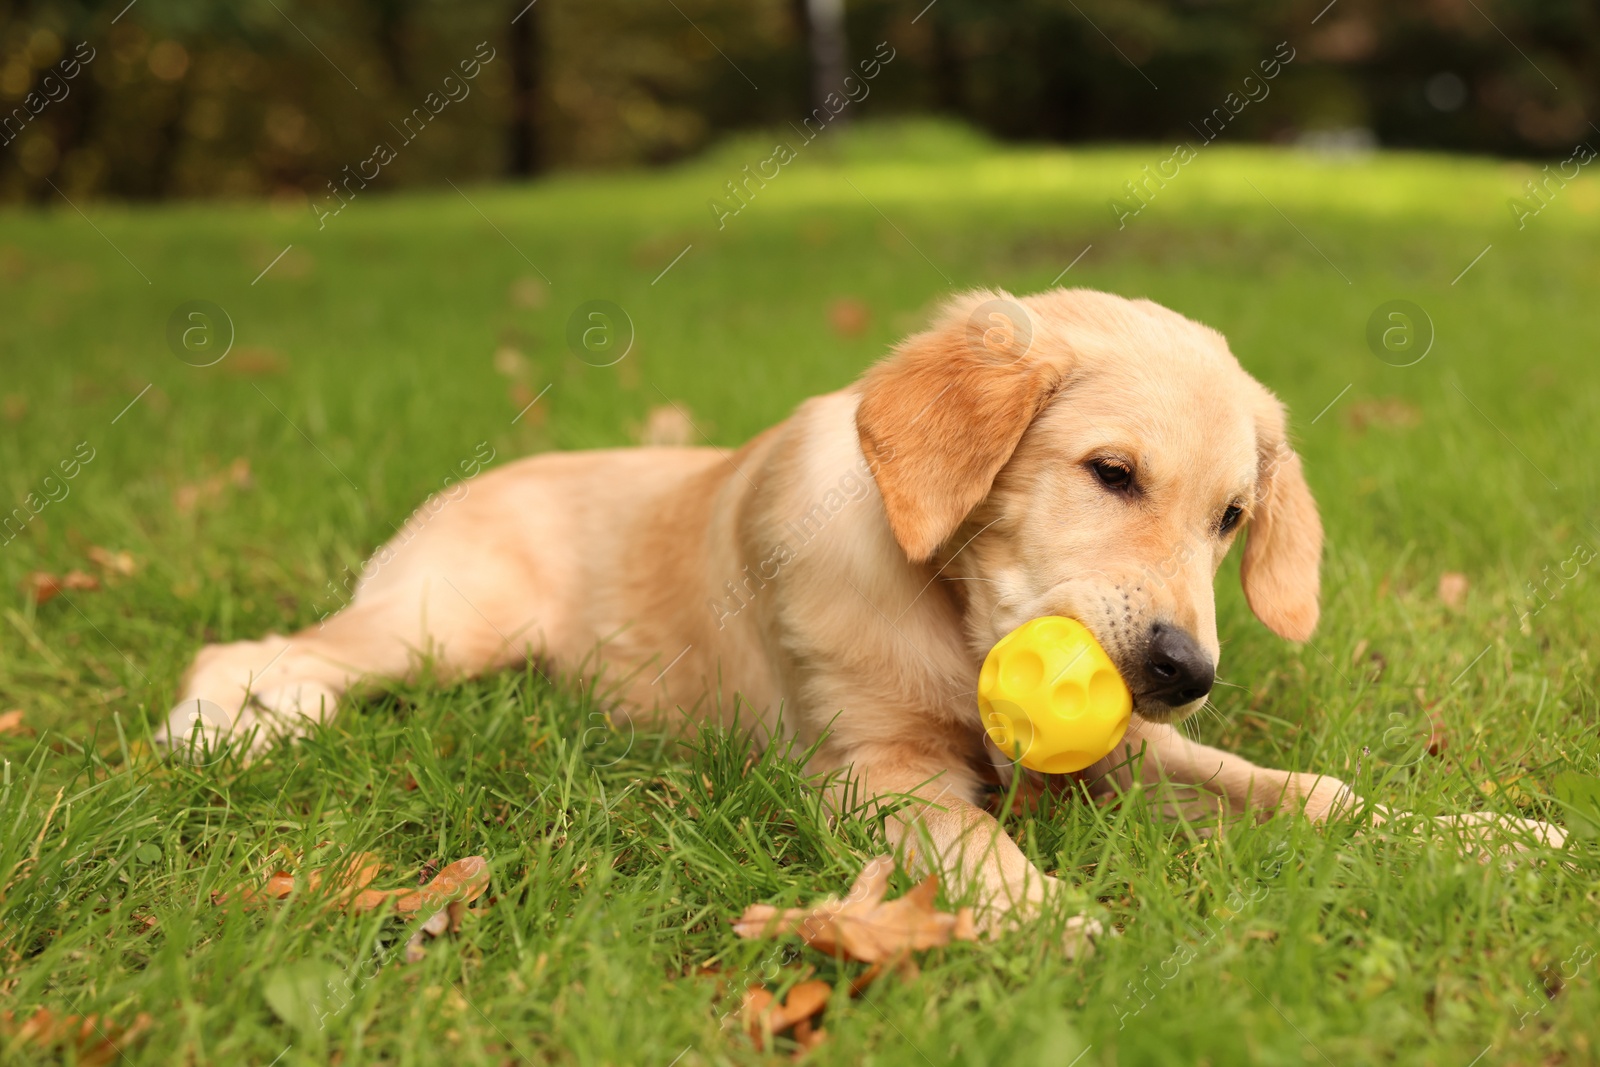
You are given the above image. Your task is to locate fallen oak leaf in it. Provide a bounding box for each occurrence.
[733,856,977,964]
[841,876,957,959]
[827,297,871,338]
[312,851,384,899]
[740,985,776,1048]
[634,404,695,446]
[394,894,477,966]
[406,908,457,966]
[218,850,382,907]
[22,572,58,602]
[21,570,99,605]
[347,856,490,914]
[226,870,294,906]
[1425,709,1448,757]
[770,979,830,1031]
[792,1017,827,1056]
[216,851,489,957]
[86,546,137,576]
[734,856,890,955]
[740,979,833,1051]
[63,570,100,590]
[172,458,252,514]
[847,961,886,997]
[0,1009,153,1067]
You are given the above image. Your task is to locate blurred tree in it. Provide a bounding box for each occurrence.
[0,0,1591,203]
[507,0,543,175]
[803,0,848,119]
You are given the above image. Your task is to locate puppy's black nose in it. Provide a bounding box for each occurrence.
[1142,623,1215,707]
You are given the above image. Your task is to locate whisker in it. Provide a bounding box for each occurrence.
[1206,700,1230,731]
[1184,699,1225,738]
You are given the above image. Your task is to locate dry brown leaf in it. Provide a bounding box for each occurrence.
[223,347,288,377]
[630,231,696,270]
[771,980,830,1030]
[219,850,382,907]
[847,961,886,996]
[86,546,137,576]
[827,297,871,338]
[740,985,776,1046]
[346,856,490,914]
[0,709,27,736]
[309,852,383,896]
[400,899,469,964]
[174,458,253,513]
[1426,709,1449,756]
[0,1009,153,1066]
[1344,397,1422,433]
[22,572,60,604]
[792,1017,827,1056]
[62,570,98,591]
[20,571,98,604]
[739,979,834,1051]
[1438,571,1469,609]
[733,856,977,964]
[493,345,529,378]
[508,277,548,310]
[222,854,489,923]
[634,404,695,446]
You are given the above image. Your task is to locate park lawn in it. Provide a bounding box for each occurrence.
[1,119,1598,1064]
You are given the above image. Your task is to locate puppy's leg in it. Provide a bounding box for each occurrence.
[1088,719,1356,822]
[1088,719,1566,850]
[169,546,561,751]
[848,748,1100,955]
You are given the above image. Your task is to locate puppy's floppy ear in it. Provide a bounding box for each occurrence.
[856,291,1063,562]
[1241,397,1323,641]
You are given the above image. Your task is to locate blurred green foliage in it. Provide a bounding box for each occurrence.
[0,0,1593,204]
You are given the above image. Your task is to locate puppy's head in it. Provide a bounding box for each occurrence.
[856,288,1322,724]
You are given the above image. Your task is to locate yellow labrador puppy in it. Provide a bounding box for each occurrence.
[170,288,1562,942]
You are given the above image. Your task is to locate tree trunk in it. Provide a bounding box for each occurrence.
[805,0,847,121]
[930,9,963,114]
[508,0,544,176]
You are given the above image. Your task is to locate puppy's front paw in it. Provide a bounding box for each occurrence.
[249,680,340,734]
[1434,811,1568,856]
[974,876,1109,958]
[1060,912,1107,960]
[157,697,236,761]
[1375,807,1568,858]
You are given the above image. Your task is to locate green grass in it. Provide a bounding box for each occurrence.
[2,118,1599,1064]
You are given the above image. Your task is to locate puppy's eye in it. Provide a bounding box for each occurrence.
[1090,459,1133,491]
[1219,503,1243,534]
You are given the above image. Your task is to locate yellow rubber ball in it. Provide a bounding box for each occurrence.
[977,616,1132,774]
